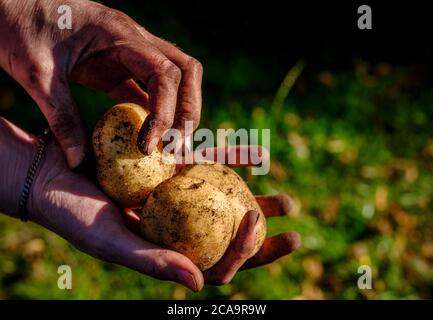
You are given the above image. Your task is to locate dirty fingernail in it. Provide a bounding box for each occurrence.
[137,137,146,154]
[254,211,260,225]
[145,137,159,155]
[279,194,293,215]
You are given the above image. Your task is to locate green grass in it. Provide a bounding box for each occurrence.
[1,59,433,299]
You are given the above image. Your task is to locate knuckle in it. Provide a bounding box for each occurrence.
[155,115,174,129]
[235,241,255,259]
[232,251,248,262]
[186,57,203,75]
[191,112,201,125]
[176,111,194,122]
[176,111,200,128]
[46,107,79,144]
[94,8,131,25]
[25,64,52,97]
[111,9,132,22]
[157,59,182,84]
[217,276,232,286]
[142,254,169,279]
[142,259,159,278]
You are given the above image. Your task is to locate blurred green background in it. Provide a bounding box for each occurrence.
[1,1,433,299]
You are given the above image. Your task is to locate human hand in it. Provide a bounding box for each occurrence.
[0,0,202,167]
[1,117,205,291]
[1,118,299,290]
[26,139,205,291]
[30,142,299,289]
[124,145,301,285]
[125,196,300,286]
[30,144,299,291]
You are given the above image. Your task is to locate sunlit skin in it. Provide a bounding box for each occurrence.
[0,0,203,167]
[0,0,300,291]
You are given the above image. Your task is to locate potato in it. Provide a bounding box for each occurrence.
[180,164,267,257]
[141,163,267,270]
[141,175,235,271]
[92,103,175,207]
[93,103,267,271]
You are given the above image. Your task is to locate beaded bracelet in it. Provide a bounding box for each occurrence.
[18,128,51,222]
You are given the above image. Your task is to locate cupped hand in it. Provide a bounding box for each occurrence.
[0,0,202,167]
[29,141,299,291]
[29,139,203,292]
[2,113,298,292]
[125,197,299,286]
[124,145,301,286]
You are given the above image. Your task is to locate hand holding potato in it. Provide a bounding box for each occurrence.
[94,103,300,286]
[93,103,268,270]
[0,0,298,293]
[125,174,300,286]
[0,0,202,168]
[0,114,299,292]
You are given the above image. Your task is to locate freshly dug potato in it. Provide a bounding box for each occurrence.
[141,163,267,270]
[93,104,267,270]
[180,164,267,257]
[141,175,236,270]
[92,103,175,207]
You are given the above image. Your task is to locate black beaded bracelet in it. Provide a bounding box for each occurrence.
[18,128,51,222]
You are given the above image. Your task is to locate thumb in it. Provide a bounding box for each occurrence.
[32,75,87,168]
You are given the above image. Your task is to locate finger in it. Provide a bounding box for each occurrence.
[204,210,258,285]
[123,208,141,235]
[101,224,204,292]
[47,170,203,292]
[145,32,202,133]
[31,73,87,168]
[194,145,270,167]
[107,79,149,108]
[118,43,181,155]
[241,231,301,270]
[118,208,204,291]
[175,145,270,172]
[255,194,293,217]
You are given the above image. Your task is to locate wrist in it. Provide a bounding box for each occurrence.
[0,118,39,218]
[0,118,67,224]
[27,138,69,225]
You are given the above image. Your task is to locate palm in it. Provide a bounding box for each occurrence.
[32,150,202,290]
[32,144,299,290]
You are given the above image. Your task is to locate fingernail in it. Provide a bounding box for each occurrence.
[66,145,85,168]
[286,232,302,251]
[145,137,160,155]
[280,195,293,215]
[137,138,146,154]
[178,270,199,292]
[254,211,260,225]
